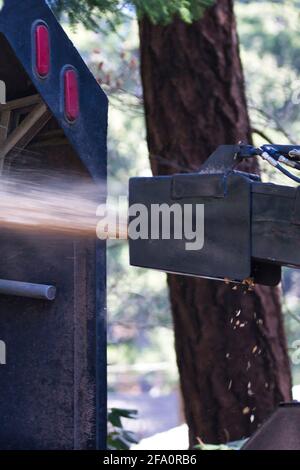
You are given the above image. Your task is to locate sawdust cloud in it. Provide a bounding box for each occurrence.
[0,170,127,239]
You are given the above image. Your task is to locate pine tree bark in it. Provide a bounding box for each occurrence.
[139,0,292,445]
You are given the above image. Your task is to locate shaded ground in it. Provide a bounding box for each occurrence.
[108,390,183,441]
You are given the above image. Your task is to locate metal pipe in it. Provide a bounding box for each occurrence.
[0,279,56,300]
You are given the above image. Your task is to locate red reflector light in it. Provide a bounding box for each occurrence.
[64,69,79,122]
[35,24,50,78]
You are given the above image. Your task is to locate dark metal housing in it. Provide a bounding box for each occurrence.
[242,403,300,450]
[0,0,107,449]
[129,144,300,286]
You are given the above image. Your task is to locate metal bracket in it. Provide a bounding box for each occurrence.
[0,94,52,173]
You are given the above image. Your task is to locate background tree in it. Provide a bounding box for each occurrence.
[50,0,293,445]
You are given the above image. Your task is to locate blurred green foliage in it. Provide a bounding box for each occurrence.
[48,0,214,29]
[236,0,300,148]
[108,408,138,449]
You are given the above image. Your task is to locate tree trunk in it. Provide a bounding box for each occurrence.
[139,0,292,446]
